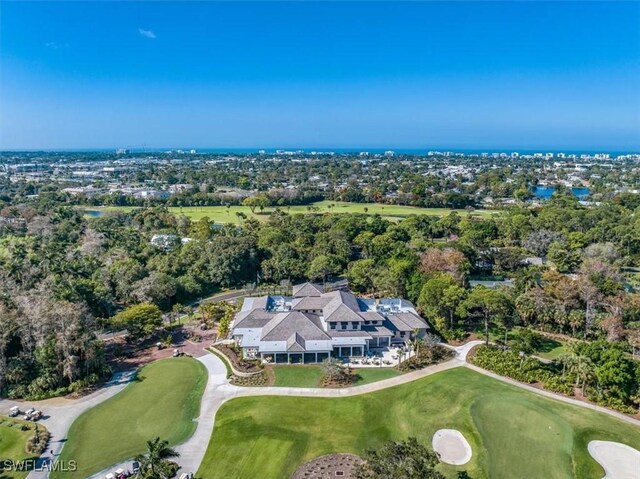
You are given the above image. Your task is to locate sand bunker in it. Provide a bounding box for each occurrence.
[432,429,472,465]
[588,441,640,479]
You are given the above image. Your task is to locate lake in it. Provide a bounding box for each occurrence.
[532,186,590,199]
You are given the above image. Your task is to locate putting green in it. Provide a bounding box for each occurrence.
[52,358,207,479]
[197,367,640,479]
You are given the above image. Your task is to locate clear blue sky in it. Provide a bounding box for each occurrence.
[1,1,639,151]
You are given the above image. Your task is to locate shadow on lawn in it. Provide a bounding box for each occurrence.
[536,337,563,354]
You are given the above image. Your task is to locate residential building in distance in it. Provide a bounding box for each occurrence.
[231,283,429,364]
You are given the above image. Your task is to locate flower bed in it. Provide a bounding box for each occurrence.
[212,344,262,373]
[397,345,455,372]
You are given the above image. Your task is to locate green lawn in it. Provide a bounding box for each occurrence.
[272,365,400,388]
[534,336,569,360]
[53,358,207,479]
[272,366,324,387]
[353,367,400,385]
[84,201,496,224]
[0,417,40,479]
[197,367,640,479]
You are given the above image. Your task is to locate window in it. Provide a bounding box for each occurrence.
[330,323,336,330]
[341,322,348,330]
[351,321,359,329]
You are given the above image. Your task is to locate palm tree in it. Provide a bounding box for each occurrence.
[410,333,424,360]
[566,354,595,395]
[135,437,180,479]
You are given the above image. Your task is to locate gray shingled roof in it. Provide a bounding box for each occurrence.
[233,309,276,329]
[327,330,372,338]
[286,333,306,352]
[322,290,364,322]
[250,296,272,310]
[291,296,331,311]
[261,312,331,342]
[292,282,324,297]
[324,303,364,323]
[362,324,393,337]
[360,311,386,322]
[386,312,429,332]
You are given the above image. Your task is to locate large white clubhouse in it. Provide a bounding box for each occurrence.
[231,282,430,364]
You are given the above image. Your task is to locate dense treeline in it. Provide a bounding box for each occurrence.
[1,191,640,407]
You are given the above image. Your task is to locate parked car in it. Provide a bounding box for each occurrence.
[9,406,20,417]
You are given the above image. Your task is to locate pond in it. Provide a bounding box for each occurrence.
[532,186,590,199]
[83,209,104,217]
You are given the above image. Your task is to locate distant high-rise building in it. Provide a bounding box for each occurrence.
[189,149,197,154]
[116,148,130,155]
[510,152,519,158]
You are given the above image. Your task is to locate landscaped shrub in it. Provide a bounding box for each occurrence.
[471,345,573,396]
[321,358,354,387]
[398,345,455,372]
[538,373,574,396]
[231,372,270,387]
[441,328,467,342]
[212,344,262,372]
[587,390,638,415]
[471,345,544,383]
[25,426,50,455]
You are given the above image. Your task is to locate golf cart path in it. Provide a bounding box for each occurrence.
[87,353,466,478]
[448,341,640,427]
[87,340,640,478]
[15,339,640,478]
[0,370,138,479]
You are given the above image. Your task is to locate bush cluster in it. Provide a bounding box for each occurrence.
[471,345,574,394]
[398,345,455,372]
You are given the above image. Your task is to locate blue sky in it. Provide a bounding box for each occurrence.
[1,1,639,151]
